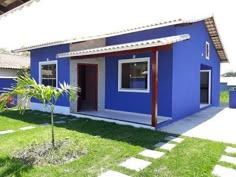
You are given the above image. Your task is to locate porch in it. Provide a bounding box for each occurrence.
[71,110,171,129]
[58,34,190,128]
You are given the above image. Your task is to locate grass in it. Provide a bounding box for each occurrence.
[0,110,234,177]
[220,91,229,104]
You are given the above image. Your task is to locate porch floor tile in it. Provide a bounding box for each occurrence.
[220,155,236,165]
[119,157,151,172]
[225,146,236,154]
[154,142,176,151]
[78,110,171,125]
[139,149,165,159]
[212,165,236,177]
[164,136,184,143]
[98,170,130,177]
[0,130,15,135]
[19,126,35,131]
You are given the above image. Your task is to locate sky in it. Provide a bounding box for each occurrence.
[0,0,235,74]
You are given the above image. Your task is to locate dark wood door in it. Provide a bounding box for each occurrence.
[77,64,98,111]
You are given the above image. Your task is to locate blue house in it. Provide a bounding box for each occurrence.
[13,16,228,128]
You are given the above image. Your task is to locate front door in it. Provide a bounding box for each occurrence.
[200,70,211,105]
[77,64,98,111]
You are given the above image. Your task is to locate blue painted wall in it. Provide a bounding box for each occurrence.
[171,22,221,120]
[157,50,173,117]
[105,53,152,114]
[0,78,17,105]
[229,90,236,108]
[0,78,16,93]
[105,26,174,116]
[30,44,70,107]
[106,26,176,46]
[105,51,173,116]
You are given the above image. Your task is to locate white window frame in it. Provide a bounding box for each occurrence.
[39,60,58,87]
[118,57,150,93]
[206,41,210,60]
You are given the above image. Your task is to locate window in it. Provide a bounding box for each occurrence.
[206,41,210,59]
[39,61,57,87]
[118,58,150,92]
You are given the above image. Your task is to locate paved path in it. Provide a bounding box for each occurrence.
[99,136,185,177]
[159,107,236,144]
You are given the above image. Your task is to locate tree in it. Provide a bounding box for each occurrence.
[0,74,79,147]
[17,66,30,77]
[221,71,236,77]
[0,48,29,56]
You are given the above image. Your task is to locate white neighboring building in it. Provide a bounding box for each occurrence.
[0,53,29,104]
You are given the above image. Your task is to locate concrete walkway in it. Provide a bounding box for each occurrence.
[159,107,236,144]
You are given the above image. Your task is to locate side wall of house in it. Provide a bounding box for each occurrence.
[105,26,174,116]
[0,69,18,105]
[171,22,221,120]
[0,69,17,93]
[30,44,71,114]
[0,78,16,93]
[0,68,17,93]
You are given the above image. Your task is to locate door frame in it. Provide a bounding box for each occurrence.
[200,70,211,105]
[77,63,98,111]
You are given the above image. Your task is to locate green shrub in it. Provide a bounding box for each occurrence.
[220,91,229,103]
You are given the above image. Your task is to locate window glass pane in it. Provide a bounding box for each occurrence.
[41,64,56,87]
[121,61,148,89]
[206,42,210,59]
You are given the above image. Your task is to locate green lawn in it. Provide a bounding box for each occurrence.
[0,110,234,177]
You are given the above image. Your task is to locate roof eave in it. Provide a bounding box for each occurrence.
[203,17,229,63]
[12,16,228,63]
[57,34,190,58]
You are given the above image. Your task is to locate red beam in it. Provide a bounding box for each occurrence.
[70,45,172,60]
[151,49,158,127]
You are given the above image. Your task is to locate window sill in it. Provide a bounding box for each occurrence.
[118,88,150,93]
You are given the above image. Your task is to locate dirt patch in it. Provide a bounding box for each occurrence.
[14,139,87,166]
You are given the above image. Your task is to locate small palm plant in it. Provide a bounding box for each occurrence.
[0,74,79,147]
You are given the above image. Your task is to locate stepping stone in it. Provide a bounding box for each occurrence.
[119,157,151,172]
[212,165,236,177]
[225,146,236,154]
[40,123,50,126]
[19,126,35,131]
[0,130,15,135]
[98,170,130,177]
[139,149,165,159]
[220,155,236,165]
[54,120,66,124]
[165,136,184,143]
[154,142,176,151]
